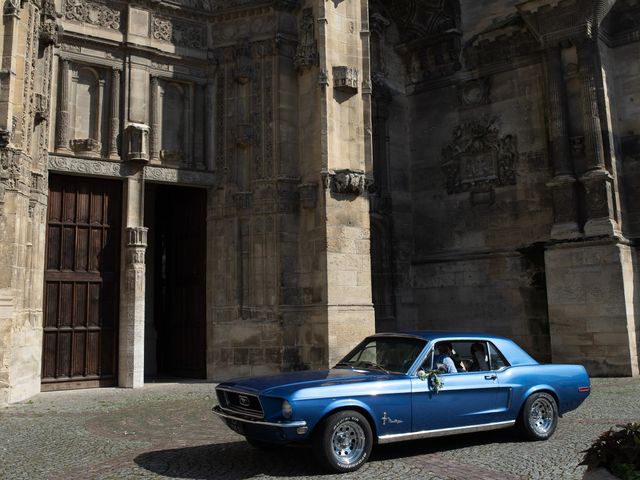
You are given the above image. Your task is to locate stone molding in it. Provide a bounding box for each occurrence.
[48,155,216,185]
[441,116,518,194]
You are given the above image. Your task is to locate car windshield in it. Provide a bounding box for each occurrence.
[335,337,427,374]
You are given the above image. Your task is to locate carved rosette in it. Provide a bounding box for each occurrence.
[441,116,518,194]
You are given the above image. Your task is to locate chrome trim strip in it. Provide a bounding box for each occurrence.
[212,405,307,428]
[377,420,516,444]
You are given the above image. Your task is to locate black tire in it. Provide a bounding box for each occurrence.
[518,392,558,441]
[313,410,373,473]
[246,437,277,450]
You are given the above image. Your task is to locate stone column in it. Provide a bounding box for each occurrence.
[55,59,72,153]
[544,46,579,239]
[96,78,105,145]
[149,76,160,163]
[119,224,148,388]
[576,39,617,237]
[108,68,121,159]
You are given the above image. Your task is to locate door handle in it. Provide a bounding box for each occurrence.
[484,374,497,381]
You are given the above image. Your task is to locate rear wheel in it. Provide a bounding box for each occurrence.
[519,392,558,440]
[313,410,373,473]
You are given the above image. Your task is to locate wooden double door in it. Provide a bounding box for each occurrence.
[42,175,122,390]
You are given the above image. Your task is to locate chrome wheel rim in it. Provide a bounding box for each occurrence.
[529,397,554,435]
[331,421,366,465]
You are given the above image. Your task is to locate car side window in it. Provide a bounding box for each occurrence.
[420,349,434,371]
[488,342,509,371]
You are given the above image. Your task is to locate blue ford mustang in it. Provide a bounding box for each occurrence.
[212,332,591,473]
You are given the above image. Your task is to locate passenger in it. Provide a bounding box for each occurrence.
[434,342,458,373]
[470,342,489,371]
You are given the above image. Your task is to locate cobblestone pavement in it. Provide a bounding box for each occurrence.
[1,378,638,480]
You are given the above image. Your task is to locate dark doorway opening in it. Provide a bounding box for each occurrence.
[145,184,207,379]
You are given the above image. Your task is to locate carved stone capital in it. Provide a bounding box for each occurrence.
[333,66,358,93]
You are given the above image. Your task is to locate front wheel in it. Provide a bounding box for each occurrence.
[519,392,558,440]
[313,410,373,473]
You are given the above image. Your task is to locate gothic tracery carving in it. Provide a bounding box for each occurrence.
[152,15,205,49]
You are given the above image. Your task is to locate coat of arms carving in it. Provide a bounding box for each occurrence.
[441,116,518,194]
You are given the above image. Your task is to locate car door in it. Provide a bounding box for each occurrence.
[411,340,510,432]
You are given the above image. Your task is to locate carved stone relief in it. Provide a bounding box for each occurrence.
[441,116,518,194]
[294,8,318,70]
[63,0,121,31]
[323,169,367,196]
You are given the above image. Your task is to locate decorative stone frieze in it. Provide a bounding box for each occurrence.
[63,0,121,31]
[441,116,518,194]
[333,66,358,92]
[152,15,205,49]
[70,138,101,157]
[294,8,318,70]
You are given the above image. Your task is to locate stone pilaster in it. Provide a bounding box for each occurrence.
[205,80,215,171]
[119,222,148,389]
[149,77,160,163]
[544,46,580,239]
[194,83,205,170]
[55,59,71,153]
[108,68,121,159]
[576,39,618,237]
[545,241,639,377]
[185,83,194,167]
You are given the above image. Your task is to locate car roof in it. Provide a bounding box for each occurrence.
[371,331,511,342]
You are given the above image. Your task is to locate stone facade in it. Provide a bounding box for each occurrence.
[0,0,639,405]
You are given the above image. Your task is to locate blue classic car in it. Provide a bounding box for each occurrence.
[212,332,591,473]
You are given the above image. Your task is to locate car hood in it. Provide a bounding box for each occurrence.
[219,368,399,397]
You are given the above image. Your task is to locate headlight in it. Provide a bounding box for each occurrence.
[282,400,293,419]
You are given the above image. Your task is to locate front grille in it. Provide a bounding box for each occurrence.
[216,387,264,418]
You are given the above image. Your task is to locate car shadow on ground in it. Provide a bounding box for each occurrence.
[134,429,520,479]
[134,441,324,479]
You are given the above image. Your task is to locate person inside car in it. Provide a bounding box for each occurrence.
[469,342,489,371]
[434,342,458,373]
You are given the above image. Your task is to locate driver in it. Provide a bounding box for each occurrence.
[434,342,458,373]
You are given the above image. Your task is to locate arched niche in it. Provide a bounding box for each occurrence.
[160,81,186,163]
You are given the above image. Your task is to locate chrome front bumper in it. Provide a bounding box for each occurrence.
[212,405,307,428]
